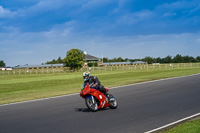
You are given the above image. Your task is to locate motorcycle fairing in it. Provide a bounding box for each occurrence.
[81,83,110,109]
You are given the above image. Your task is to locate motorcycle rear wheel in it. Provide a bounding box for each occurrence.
[85,97,98,112]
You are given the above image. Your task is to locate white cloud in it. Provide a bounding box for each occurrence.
[31,0,63,10]
[1,31,200,66]
[189,5,200,14]
[158,1,194,10]
[162,12,177,17]
[81,0,115,10]
[12,0,74,18]
[15,0,62,16]
[116,10,154,25]
[0,6,15,18]
[156,0,200,16]
[2,26,20,32]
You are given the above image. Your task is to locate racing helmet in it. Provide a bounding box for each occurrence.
[83,71,90,81]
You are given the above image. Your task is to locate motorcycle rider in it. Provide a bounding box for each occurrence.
[82,71,109,98]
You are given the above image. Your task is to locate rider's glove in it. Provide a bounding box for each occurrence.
[92,83,97,87]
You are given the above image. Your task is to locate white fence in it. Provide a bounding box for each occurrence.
[81,63,200,71]
[0,63,200,75]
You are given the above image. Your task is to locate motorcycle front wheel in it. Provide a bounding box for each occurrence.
[109,94,118,109]
[85,97,98,112]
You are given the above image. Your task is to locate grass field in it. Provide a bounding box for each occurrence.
[161,118,200,133]
[0,67,200,105]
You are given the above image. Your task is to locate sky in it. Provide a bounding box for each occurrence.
[0,0,200,66]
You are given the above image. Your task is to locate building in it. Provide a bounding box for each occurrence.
[0,67,13,70]
[83,52,146,67]
[83,53,100,67]
[14,64,64,69]
[102,61,146,66]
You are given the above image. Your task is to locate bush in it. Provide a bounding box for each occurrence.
[88,62,98,67]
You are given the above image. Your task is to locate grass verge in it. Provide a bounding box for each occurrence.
[0,67,200,105]
[161,118,200,133]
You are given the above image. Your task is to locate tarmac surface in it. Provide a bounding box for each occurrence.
[0,74,200,133]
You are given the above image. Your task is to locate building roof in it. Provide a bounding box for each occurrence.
[84,54,99,60]
[14,64,64,69]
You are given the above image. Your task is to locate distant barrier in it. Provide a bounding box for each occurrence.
[0,63,200,75]
[81,63,200,72]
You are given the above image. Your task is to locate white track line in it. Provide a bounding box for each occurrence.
[0,93,79,107]
[0,73,200,107]
[145,112,200,133]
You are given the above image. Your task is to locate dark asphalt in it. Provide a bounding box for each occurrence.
[0,74,200,133]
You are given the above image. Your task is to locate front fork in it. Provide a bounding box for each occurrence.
[86,95,95,104]
[91,95,95,104]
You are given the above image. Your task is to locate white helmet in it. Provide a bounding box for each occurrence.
[83,71,90,81]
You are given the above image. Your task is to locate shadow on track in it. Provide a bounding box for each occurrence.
[75,107,110,113]
[75,108,91,112]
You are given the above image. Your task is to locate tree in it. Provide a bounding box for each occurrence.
[63,49,84,70]
[102,57,108,62]
[142,56,154,64]
[116,57,123,62]
[155,57,162,63]
[182,56,196,63]
[0,60,6,67]
[196,56,200,62]
[163,56,172,63]
[173,54,183,63]
[46,57,63,64]
[57,57,63,63]
[124,58,130,62]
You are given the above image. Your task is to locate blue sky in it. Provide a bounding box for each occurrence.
[0,0,200,66]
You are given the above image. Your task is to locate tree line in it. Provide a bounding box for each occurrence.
[47,53,200,65]
[103,54,200,64]
[1,50,200,68]
[46,57,63,64]
[140,54,200,64]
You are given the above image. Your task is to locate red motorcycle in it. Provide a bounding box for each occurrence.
[80,83,118,112]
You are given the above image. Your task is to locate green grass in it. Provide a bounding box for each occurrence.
[162,118,200,133]
[0,67,200,105]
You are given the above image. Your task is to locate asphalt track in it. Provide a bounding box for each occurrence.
[0,74,200,133]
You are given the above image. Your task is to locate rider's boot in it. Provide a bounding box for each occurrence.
[104,92,110,103]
